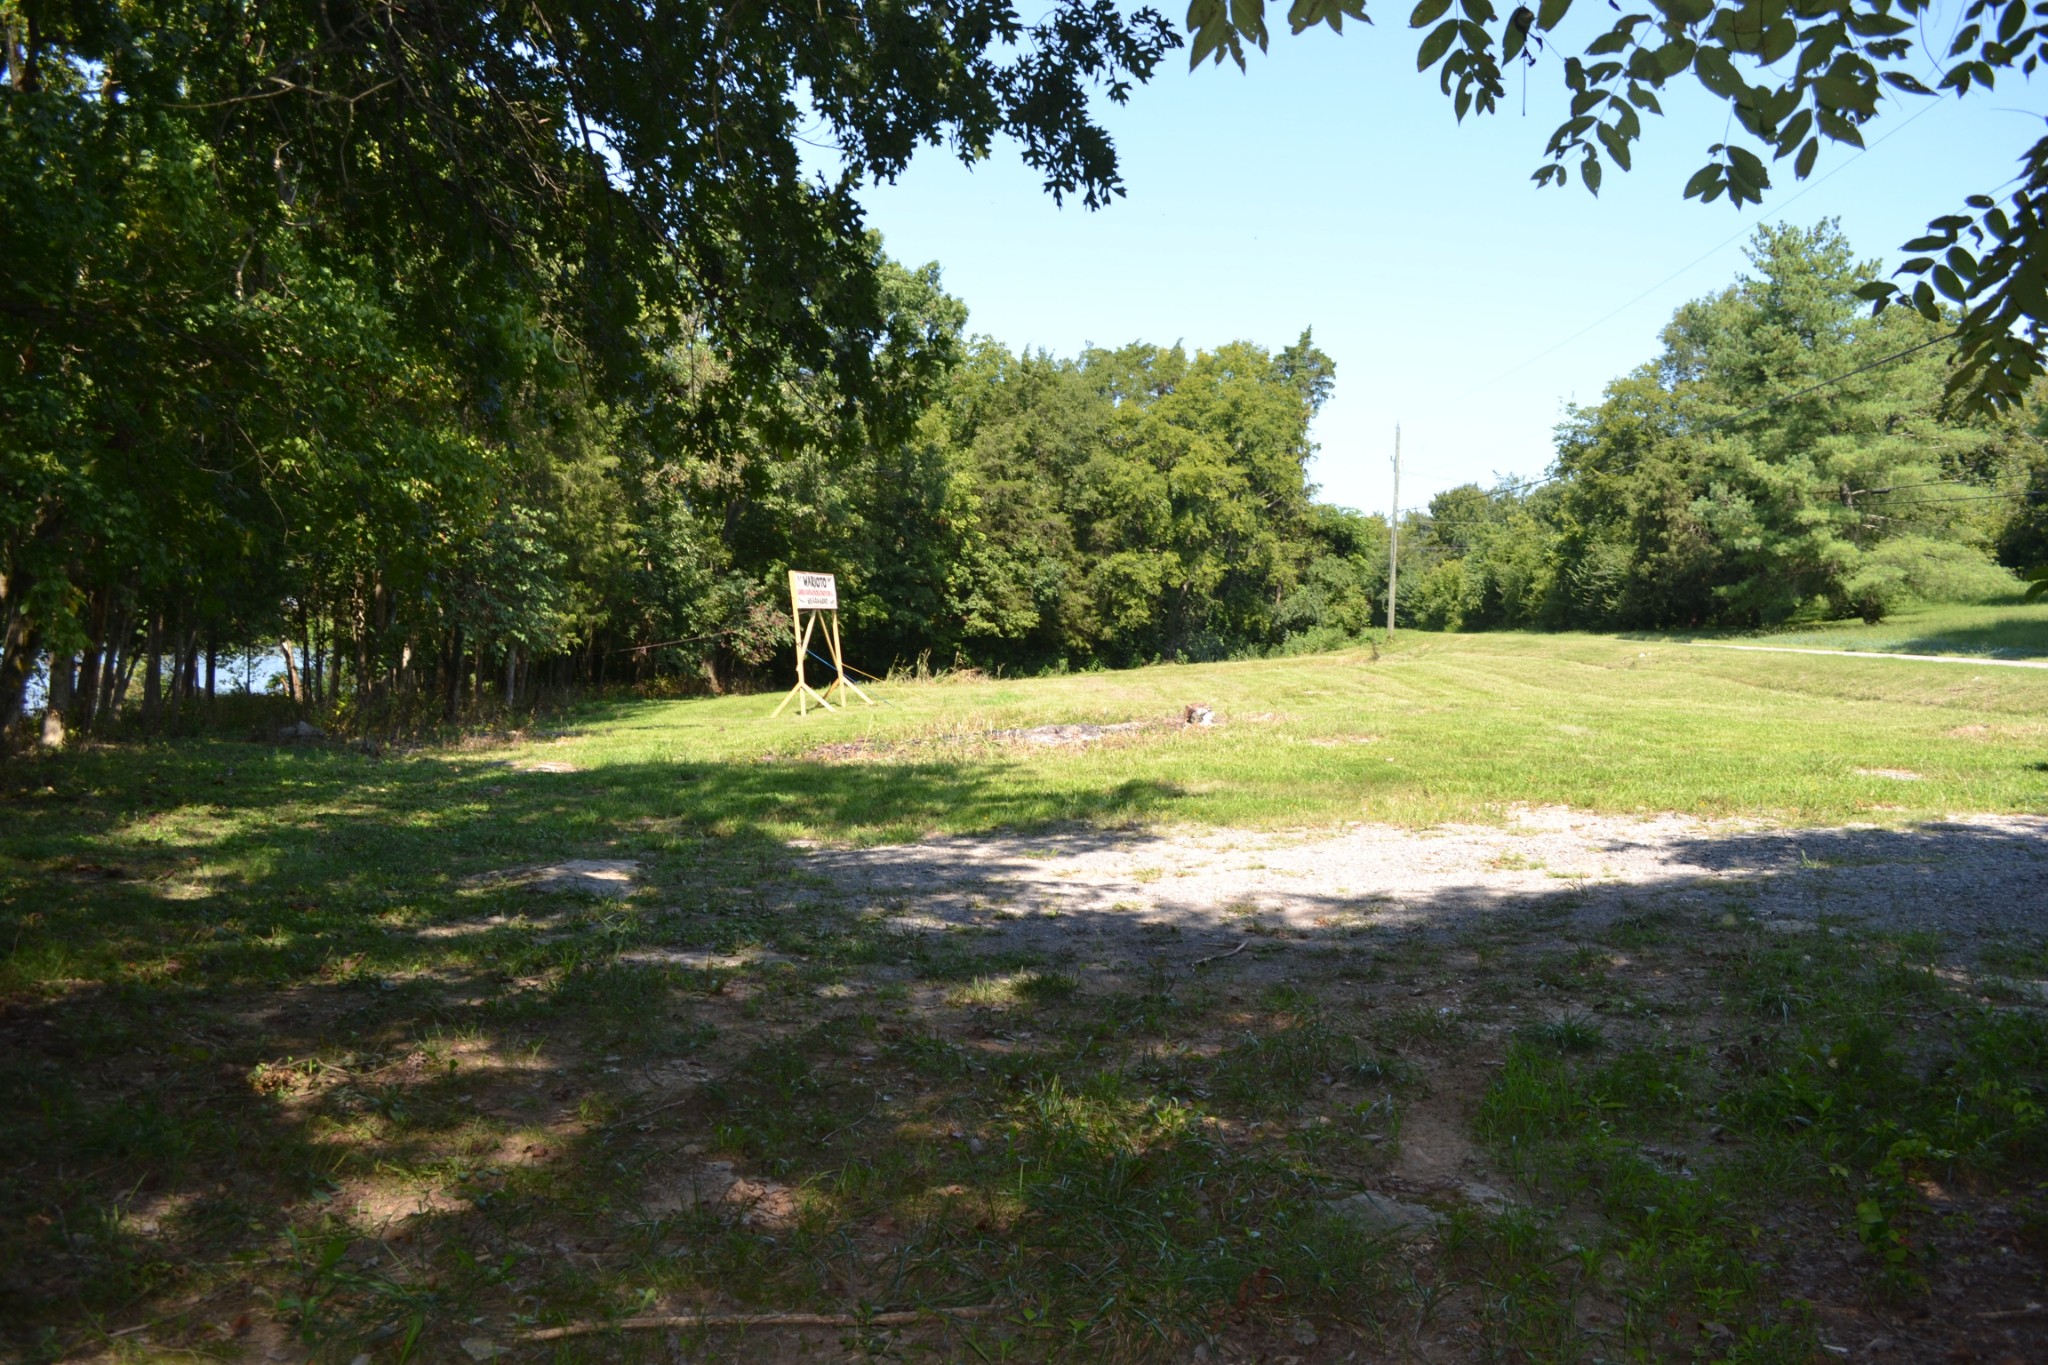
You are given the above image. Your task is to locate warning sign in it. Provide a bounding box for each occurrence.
[789,570,838,611]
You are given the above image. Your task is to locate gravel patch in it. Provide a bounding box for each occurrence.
[801,809,2048,962]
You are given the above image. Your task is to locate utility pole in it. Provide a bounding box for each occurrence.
[1386,423,1401,635]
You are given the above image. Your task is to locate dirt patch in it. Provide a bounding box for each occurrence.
[464,859,640,898]
[802,711,1255,762]
[798,810,2048,966]
[646,1161,798,1226]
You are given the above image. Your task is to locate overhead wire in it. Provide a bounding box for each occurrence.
[1444,95,1947,409]
[1418,330,1964,510]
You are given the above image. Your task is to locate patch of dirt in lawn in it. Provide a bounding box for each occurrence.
[802,710,1265,762]
[802,809,2048,967]
[461,858,641,897]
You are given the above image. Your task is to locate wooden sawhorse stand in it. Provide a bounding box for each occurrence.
[772,570,874,717]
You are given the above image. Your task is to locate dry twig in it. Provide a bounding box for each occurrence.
[521,1304,1001,1341]
[1192,940,1249,969]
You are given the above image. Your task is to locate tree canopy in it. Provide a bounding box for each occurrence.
[0,0,1183,738]
[1390,222,2038,631]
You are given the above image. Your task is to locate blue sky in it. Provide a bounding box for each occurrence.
[844,9,2039,516]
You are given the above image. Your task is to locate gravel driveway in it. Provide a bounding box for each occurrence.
[801,809,2048,962]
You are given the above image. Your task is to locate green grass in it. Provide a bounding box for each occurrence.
[554,620,2048,844]
[1667,596,2048,661]
[3,623,2048,1361]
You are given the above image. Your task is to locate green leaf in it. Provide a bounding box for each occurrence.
[1682,163,1721,199]
[1758,19,1797,64]
[1693,46,1742,98]
[1230,0,1273,50]
[1816,108,1865,148]
[1794,135,1818,178]
[1597,121,1634,170]
[1537,0,1572,29]
[1852,280,1896,301]
[1774,108,1813,158]
[1999,0,2028,45]
[1653,39,1696,78]
[1933,264,1969,301]
[1417,18,1460,67]
[1582,149,1603,194]
[1410,0,1453,28]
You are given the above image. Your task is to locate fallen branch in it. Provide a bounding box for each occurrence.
[1192,940,1249,969]
[1975,1302,2044,1321]
[521,1304,1001,1341]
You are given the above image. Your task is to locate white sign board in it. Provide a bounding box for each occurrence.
[790,571,838,611]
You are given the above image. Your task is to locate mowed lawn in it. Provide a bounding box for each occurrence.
[4,616,2047,1365]
[568,621,2048,842]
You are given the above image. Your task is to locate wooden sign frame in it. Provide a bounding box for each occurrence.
[771,570,875,717]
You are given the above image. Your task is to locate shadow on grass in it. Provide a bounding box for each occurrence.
[3,739,2047,1360]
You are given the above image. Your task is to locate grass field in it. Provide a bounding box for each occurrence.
[1672,595,2048,661]
[5,616,2048,1362]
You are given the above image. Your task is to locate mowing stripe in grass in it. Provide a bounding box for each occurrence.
[1690,642,2048,669]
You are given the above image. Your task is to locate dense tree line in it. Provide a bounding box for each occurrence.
[6,0,2041,750]
[1390,223,2040,632]
[0,0,1183,744]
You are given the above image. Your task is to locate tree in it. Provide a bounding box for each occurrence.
[1540,221,2028,627]
[0,0,1186,743]
[1185,0,2048,409]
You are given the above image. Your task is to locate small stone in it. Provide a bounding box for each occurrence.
[1321,1190,1442,1238]
[460,1338,506,1360]
[1291,1321,1319,1345]
[1460,1180,1512,1210]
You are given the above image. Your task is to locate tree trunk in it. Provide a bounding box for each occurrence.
[504,644,518,706]
[442,627,463,723]
[142,614,164,729]
[44,650,74,748]
[279,640,302,708]
[0,617,36,753]
[76,598,107,734]
[97,605,131,724]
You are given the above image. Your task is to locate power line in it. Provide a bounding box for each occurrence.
[1859,489,2046,506]
[1699,332,1957,431]
[1452,331,1962,506]
[1446,96,1946,407]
